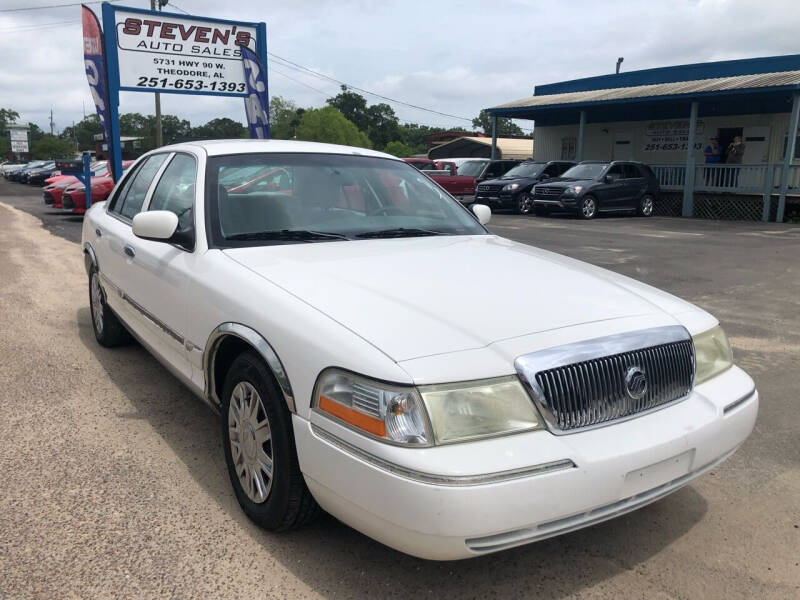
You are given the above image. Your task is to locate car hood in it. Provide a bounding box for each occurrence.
[538,177,594,188]
[480,176,540,187]
[223,235,693,362]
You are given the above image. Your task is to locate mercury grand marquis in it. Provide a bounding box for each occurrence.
[82,140,758,560]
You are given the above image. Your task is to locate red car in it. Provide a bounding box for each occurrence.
[43,162,108,208]
[61,161,132,214]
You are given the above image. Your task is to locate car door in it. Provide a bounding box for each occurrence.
[98,153,170,332]
[121,152,200,381]
[596,163,625,209]
[623,164,648,208]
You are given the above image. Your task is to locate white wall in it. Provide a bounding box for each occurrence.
[533,112,797,164]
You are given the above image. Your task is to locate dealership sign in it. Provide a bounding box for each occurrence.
[113,9,258,94]
[10,140,29,153]
[643,119,705,152]
[96,4,268,180]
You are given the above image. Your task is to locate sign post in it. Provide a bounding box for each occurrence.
[56,153,95,208]
[100,2,268,180]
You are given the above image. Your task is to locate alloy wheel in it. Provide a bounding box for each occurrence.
[228,381,274,504]
[518,193,533,214]
[90,273,104,335]
[581,197,597,218]
[641,196,654,216]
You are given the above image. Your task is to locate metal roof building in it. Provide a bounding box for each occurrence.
[428,136,533,160]
[485,54,800,221]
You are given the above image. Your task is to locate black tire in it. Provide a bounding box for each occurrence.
[534,206,550,217]
[637,194,655,217]
[577,195,598,219]
[89,267,131,347]
[221,350,320,531]
[515,192,533,215]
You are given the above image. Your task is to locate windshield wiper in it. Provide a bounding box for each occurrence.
[225,229,349,242]
[355,227,445,239]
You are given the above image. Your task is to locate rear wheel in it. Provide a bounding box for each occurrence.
[637,194,655,217]
[222,351,320,531]
[515,192,533,215]
[578,196,597,219]
[89,267,131,347]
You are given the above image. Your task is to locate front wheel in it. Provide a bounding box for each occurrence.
[222,351,320,531]
[637,194,655,217]
[515,192,533,215]
[89,267,131,347]
[578,196,598,219]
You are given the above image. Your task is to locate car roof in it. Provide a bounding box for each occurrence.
[158,139,400,160]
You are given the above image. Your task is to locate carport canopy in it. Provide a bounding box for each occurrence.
[428,136,533,160]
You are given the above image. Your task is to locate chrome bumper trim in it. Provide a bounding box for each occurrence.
[723,388,757,415]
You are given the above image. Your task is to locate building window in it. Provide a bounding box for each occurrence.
[782,135,800,160]
[561,137,576,160]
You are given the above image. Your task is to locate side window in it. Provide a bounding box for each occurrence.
[108,163,142,214]
[148,154,197,229]
[623,164,641,179]
[118,154,169,219]
[543,163,561,177]
[485,162,504,177]
[606,164,623,180]
[557,163,573,175]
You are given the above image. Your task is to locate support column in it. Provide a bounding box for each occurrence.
[682,101,699,217]
[490,115,497,159]
[777,92,800,223]
[576,110,586,161]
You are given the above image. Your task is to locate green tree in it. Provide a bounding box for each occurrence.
[60,114,103,150]
[397,123,448,154]
[326,86,399,149]
[190,117,246,140]
[326,86,369,131]
[269,95,304,139]
[30,134,74,159]
[383,140,415,158]
[295,106,371,148]
[472,110,524,136]
[28,122,45,145]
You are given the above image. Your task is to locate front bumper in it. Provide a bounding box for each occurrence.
[475,191,515,208]
[296,365,757,560]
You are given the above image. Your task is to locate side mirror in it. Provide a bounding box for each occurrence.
[132,210,179,241]
[604,174,615,183]
[472,203,491,225]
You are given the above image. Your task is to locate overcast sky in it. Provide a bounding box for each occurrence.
[1,0,798,134]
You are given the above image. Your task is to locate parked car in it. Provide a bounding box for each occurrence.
[403,158,477,203]
[26,162,60,186]
[62,161,133,213]
[8,160,46,182]
[532,160,660,219]
[0,161,26,176]
[475,160,575,214]
[457,158,520,184]
[82,140,756,560]
[44,161,108,189]
[19,161,55,184]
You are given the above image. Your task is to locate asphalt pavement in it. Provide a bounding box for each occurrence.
[0,177,798,598]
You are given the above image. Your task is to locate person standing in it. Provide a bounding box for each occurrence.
[726,135,746,187]
[703,137,721,186]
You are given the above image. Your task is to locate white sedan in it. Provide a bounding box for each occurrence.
[82,140,757,560]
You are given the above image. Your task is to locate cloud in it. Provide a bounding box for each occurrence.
[0,0,797,133]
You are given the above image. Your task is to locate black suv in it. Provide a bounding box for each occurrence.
[456,159,520,184]
[532,161,659,219]
[474,160,575,214]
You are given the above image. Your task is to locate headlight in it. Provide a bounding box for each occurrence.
[314,369,432,445]
[693,325,734,385]
[419,376,543,444]
[567,185,583,194]
[502,183,519,191]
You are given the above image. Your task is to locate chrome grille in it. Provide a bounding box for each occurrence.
[515,326,695,433]
[534,186,563,197]
[477,184,503,193]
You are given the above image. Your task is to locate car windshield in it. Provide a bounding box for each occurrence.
[503,162,545,178]
[456,161,488,177]
[207,153,487,247]
[562,163,608,179]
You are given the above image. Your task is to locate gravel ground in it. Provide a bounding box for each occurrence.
[0,180,798,599]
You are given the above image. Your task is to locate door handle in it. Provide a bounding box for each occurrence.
[95,228,102,237]
[124,245,136,258]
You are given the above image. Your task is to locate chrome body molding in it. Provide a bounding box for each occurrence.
[203,323,296,413]
[515,325,694,435]
[83,242,98,275]
[723,388,757,414]
[311,424,577,486]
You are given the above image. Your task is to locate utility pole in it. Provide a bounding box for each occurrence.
[616,57,624,74]
[150,0,168,147]
[49,109,54,135]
